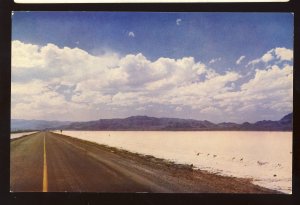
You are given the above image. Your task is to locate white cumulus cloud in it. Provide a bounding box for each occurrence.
[209,57,221,64]
[176,18,182,26]
[274,47,293,61]
[247,47,293,67]
[128,31,135,38]
[236,55,245,65]
[11,40,293,123]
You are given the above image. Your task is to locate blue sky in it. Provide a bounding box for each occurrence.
[11,12,293,122]
[13,12,293,66]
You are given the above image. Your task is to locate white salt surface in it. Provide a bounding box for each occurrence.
[59,131,292,194]
[10,131,37,139]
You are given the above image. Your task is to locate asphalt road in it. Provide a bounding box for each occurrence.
[10,131,277,193]
[11,132,169,192]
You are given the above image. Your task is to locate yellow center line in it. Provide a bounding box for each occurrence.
[43,133,48,192]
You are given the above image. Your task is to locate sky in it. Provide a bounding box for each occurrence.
[11,12,293,123]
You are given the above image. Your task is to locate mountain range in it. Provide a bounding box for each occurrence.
[11,113,292,132]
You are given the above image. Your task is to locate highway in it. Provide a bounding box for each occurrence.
[10,132,277,193]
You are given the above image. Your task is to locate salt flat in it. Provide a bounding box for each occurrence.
[10,131,37,139]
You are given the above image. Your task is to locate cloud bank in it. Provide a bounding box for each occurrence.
[11,40,293,122]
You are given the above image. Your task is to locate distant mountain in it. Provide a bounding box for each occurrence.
[11,119,72,132]
[214,113,292,131]
[57,113,293,131]
[58,116,217,131]
[280,113,292,124]
[11,113,292,132]
[238,113,292,131]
